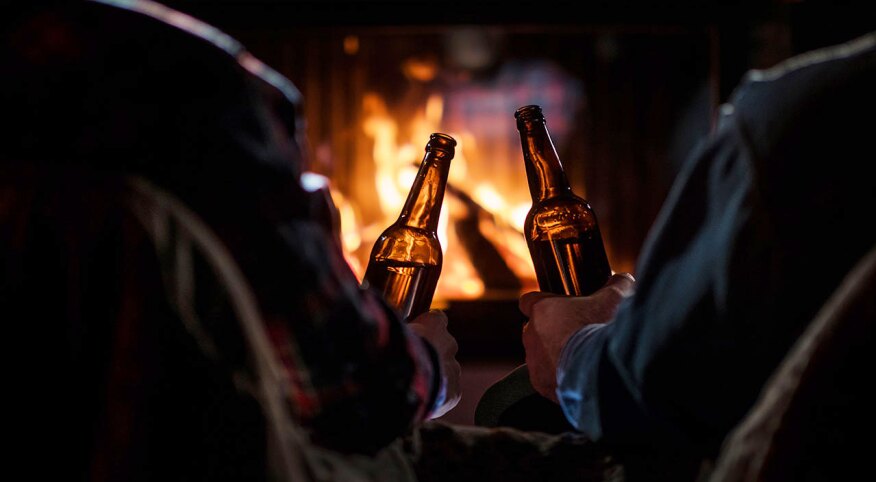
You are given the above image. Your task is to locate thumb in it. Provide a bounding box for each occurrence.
[519,291,561,317]
[604,272,636,298]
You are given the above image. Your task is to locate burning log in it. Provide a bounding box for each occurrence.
[447,181,522,292]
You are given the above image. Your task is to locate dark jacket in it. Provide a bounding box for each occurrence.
[558,30,876,470]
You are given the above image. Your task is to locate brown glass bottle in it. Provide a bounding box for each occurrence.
[516,105,611,296]
[362,133,456,320]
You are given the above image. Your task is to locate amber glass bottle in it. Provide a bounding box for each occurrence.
[362,133,456,320]
[515,105,611,296]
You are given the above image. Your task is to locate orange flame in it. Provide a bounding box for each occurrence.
[324,91,538,302]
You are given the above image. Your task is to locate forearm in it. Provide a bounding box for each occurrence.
[203,210,437,454]
[269,241,438,453]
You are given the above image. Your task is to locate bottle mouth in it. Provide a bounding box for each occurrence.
[427,132,457,152]
[514,105,544,121]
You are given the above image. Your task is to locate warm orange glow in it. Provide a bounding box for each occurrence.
[343,35,359,55]
[402,55,439,82]
[332,189,364,276]
[327,90,544,302]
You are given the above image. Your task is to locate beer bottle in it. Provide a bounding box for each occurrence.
[515,105,611,296]
[362,133,456,320]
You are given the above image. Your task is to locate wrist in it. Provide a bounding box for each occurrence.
[416,335,445,418]
[557,323,606,386]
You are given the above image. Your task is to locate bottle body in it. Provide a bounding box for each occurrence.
[363,226,443,320]
[362,133,456,320]
[525,195,611,296]
[517,105,611,296]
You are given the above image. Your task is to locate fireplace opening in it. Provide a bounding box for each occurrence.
[251,24,716,295]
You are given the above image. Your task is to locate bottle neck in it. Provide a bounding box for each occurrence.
[518,116,572,202]
[397,148,452,231]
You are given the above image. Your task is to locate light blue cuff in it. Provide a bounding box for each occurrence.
[555,323,606,424]
[431,375,448,415]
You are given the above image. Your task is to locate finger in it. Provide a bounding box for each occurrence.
[407,322,428,338]
[447,334,459,356]
[604,272,636,297]
[519,291,560,316]
[427,309,449,327]
[521,320,532,344]
[409,309,448,328]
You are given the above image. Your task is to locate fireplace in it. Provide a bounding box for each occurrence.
[164,0,806,423]
[236,22,720,291]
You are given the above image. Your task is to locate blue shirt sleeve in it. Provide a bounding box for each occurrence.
[556,323,606,429]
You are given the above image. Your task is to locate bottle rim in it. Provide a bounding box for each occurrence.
[427,132,457,151]
[514,105,544,120]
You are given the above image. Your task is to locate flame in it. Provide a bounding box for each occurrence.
[332,189,364,276]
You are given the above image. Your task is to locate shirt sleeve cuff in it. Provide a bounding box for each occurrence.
[558,323,606,372]
[416,335,446,419]
[556,323,606,410]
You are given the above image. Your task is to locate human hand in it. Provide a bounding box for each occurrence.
[520,273,635,402]
[408,309,462,419]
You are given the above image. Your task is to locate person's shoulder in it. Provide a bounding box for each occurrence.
[719,30,876,153]
[750,31,874,82]
[730,31,876,108]
[705,30,876,181]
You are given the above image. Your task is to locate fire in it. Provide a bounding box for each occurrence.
[319,91,538,302]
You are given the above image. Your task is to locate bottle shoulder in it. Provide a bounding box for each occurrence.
[527,194,595,217]
[370,224,442,264]
[377,223,439,240]
[525,195,600,240]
